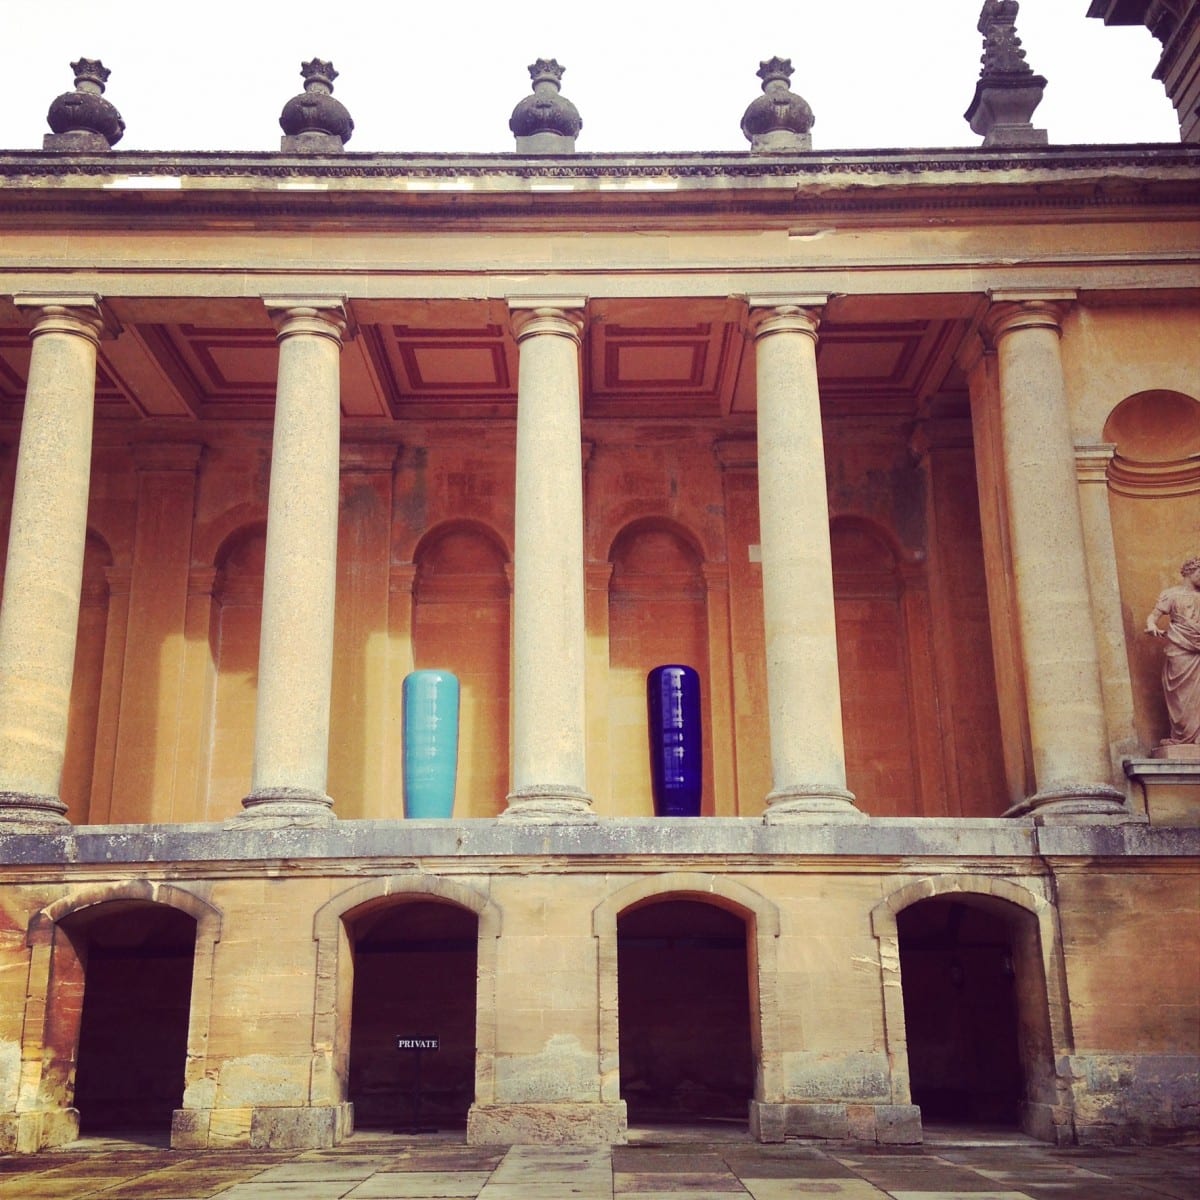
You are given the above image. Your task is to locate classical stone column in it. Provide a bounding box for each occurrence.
[502,303,594,822]
[239,300,347,824]
[0,298,106,830]
[750,300,863,822]
[982,295,1126,817]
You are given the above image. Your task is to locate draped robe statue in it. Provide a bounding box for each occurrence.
[1145,557,1200,746]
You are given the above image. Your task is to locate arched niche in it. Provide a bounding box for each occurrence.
[62,530,114,824]
[832,518,931,816]
[1102,391,1200,749]
[203,523,266,819]
[607,519,712,816]
[411,521,511,818]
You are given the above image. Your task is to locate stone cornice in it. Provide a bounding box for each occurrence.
[0,146,1196,226]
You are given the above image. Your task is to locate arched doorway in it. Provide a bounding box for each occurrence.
[617,899,752,1125]
[897,895,1052,1131]
[58,900,197,1134]
[346,900,479,1130]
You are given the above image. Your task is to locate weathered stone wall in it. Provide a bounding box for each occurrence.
[0,821,1194,1151]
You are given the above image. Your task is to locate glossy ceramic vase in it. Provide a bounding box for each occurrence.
[647,664,703,817]
[402,669,460,818]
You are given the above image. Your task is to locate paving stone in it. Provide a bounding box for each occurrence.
[614,1170,745,1192]
[344,1172,491,1198]
[885,1193,1034,1200]
[217,1182,358,1199]
[741,1183,889,1199]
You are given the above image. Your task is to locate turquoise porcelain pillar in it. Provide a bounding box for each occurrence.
[402,670,460,818]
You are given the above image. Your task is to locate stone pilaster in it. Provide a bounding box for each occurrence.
[982,295,1128,819]
[502,302,594,823]
[239,300,347,825]
[0,298,107,831]
[749,300,863,823]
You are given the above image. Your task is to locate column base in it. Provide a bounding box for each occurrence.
[749,1100,922,1144]
[0,790,70,833]
[763,785,866,824]
[232,787,336,828]
[1004,783,1135,821]
[0,1107,79,1155]
[171,1103,352,1150]
[501,784,596,824]
[466,1101,626,1145]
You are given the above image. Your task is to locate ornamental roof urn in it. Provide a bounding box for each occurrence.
[279,59,354,152]
[509,58,582,153]
[965,0,1048,146]
[740,57,814,153]
[44,59,125,151]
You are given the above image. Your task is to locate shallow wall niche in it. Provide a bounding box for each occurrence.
[832,518,932,816]
[61,530,113,824]
[607,520,711,816]
[1103,390,1200,750]
[203,524,265,818]
[872,877,1071,1145]
[412,522,510,817]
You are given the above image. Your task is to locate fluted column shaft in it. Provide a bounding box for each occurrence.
[241,301,346,823]
[751,302,862,822]
[983,298,1125,816]
[0,300,104,830]
[503,305,594,822]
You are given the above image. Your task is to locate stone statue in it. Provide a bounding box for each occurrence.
[1145,557,1200,746]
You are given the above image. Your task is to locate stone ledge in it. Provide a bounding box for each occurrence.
[0,816,1197,868]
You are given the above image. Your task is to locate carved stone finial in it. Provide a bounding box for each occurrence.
[509,58,582,154]
[740,57,814,154]
[965,0,1048,146]
[279,58,354,153]
[1144,557,1200,754]
[44,58,125,151]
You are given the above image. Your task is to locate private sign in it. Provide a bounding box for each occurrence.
[396,1036,440,1050]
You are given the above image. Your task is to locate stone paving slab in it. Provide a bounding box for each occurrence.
[344,1172,492,1197]
[0,1131,1197,1200]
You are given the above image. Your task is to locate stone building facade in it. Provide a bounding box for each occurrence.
[0,34,1198,1156]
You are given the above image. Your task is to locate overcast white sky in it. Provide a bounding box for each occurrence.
[0,1,1182,154]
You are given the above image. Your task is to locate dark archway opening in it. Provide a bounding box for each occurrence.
[63,901,196,1134]
[347,900,478,1130]
[618,899,752,1125]
[898,897,1025,1127]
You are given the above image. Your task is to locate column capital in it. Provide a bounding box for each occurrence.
[508,303,585,346]
[747,298,826,343]
[13,294,112,345]
[262,296,350,345]
[982,291,1077,346]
